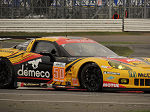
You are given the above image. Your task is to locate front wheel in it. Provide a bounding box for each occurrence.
[79,63,103,92]
[0,58,15,89]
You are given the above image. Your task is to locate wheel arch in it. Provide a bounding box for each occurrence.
[0,57,14,65]
[77,61,103,86]
[0,56,14,68]
[0,56,16,89]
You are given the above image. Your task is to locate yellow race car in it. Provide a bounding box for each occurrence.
[0,37,150,92]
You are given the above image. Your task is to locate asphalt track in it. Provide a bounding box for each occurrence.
[0,35,150,112]
[0,89,150,112]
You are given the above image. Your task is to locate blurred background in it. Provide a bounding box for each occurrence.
[0,0,150,19]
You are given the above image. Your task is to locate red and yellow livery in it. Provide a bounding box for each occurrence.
[0,37,150,92]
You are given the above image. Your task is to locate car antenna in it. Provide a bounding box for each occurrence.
[65,19,68,37]
[65,33,68,37]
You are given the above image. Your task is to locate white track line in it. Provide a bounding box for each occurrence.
[0,99,150,105]
[0,92,146,97]
[0,93,100,97]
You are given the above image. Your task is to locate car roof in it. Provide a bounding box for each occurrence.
[36,36,88,41]
[35,36,96,45]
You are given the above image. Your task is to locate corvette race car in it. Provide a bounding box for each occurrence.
[0,37,150,92]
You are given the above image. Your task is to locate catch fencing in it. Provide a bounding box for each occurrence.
[0,0,150,19]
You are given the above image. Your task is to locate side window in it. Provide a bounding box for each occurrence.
[32,41,59,56]
[15,40,32,51]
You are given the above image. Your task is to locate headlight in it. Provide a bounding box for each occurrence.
[108,61,132,70]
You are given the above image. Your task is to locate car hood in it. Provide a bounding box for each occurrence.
[103,57,150,70]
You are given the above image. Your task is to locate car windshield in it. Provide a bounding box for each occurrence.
[61,42,118,57]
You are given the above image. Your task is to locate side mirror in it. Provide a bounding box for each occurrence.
[51,49,57,56]
[39,50,56,62]
[13,45,17,49]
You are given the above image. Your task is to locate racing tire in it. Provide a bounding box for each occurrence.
[0,58,15,89]
[79,63,103,92]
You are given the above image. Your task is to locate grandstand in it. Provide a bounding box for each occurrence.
[0,0,150,19]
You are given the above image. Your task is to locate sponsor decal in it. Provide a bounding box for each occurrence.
[138,73,150,78]
[65,39,95,43]
[103,81,126,88]
[57,39,96,45]
[55,86,66,88]
[68,57,78,62]
[103,71,120,75]
[103,83,119,88]
[28,58,42,69]
[17,82,41,87]
[107,58,142,64]
[72,78,78,86]
[53,62,66,82]
[129,71,150,78]
[17,82,24,87]
[128,71,137,78]
[17,65,50,78]
[107,76,115,80]
[126,59,141,62]
[54,62,66,67]
[101,66,111,69]
[0,50,14,53]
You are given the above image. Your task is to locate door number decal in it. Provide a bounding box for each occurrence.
[53,62,66,82]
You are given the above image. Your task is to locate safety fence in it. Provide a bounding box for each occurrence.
[124,19,150,32]
[0,19,150,32]
[0,19,122,32]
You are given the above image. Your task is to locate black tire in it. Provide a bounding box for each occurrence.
[0,58,15,89]
[79,63,103,92]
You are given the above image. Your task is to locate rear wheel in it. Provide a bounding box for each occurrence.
[79,63,103,92]
[0,58,15,89]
